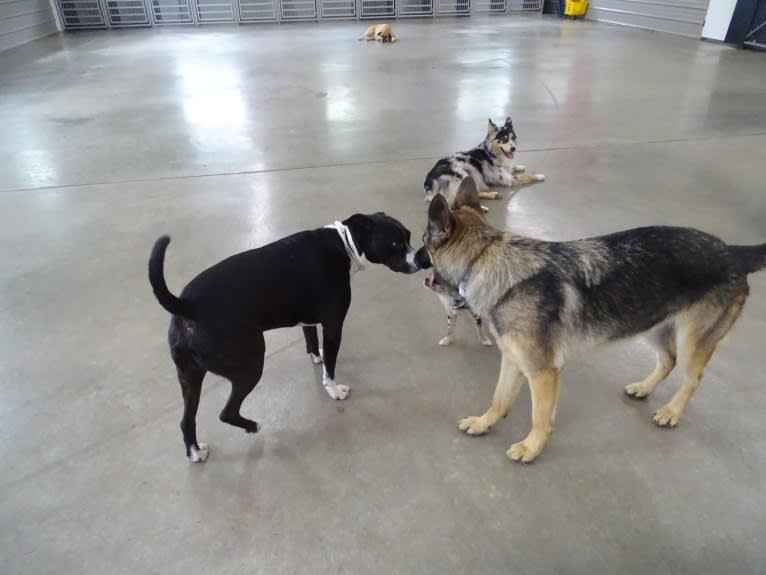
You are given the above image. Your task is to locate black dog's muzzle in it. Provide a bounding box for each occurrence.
[414,246,432,270]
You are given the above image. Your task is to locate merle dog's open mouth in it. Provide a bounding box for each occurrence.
[424,272,439,288]
[503,149,514,160]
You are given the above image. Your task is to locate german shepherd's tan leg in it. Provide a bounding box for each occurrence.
[507,367,560,463]
[458,350,524,436]
[624,325,677,399]
[654,288,748,427]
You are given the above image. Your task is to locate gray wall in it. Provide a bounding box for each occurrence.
[0,0,58,52]
[586,0,709,37]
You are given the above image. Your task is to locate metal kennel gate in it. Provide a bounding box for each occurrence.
[106,0,151,25]
[151,0,194,23]
[437,0,468,16]
[239,0,277,20]
[359,0,395,18]
[54,0,541,29]
[509,0,541,11]
[472,0,505,13]
[398,0,432,16]
[55,0,107,29]
[195,0,236,21]
[320,0,356,18]
[744,0,766,49]
[280,0,317,19]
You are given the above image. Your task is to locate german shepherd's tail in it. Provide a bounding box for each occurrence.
[149,236,193,319]
[730,243,766,275]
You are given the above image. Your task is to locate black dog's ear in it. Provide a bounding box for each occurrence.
[487,118,498,136]
[428,194,452,234]
[453,177,482,213]
[343,213,373,231]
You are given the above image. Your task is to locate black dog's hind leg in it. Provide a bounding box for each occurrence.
[320,319,349,400]
[303,325,323,364]
[219,332,265,434]
[173,351,208,463]
[473,315,494,347]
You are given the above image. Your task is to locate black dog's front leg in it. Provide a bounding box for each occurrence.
[303,326,323,364]
[320,320,349,400]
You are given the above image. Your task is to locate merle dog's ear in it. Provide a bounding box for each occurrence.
[504,116,514,129]
[453,177,482,213]
[428,194,452,234]
[487,118,498,136]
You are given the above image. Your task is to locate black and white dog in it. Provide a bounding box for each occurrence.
[423,117,544,210]
[149,213,419,462]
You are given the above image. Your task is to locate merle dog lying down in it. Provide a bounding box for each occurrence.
[149,213,419,462]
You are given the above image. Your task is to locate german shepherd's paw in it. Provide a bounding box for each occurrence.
[458,416,491,435]
[188,443,209,463]
[624,381,652,399]
[653,405,680,428]
[506,440,540,463]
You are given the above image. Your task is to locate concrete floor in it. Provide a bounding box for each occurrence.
[1,16,766,575]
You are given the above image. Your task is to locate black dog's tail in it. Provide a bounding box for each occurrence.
[149,236,192,318]
[730,243,766,275]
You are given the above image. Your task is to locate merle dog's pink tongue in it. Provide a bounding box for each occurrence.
[427,272,435,287]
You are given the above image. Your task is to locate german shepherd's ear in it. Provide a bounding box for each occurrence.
[487,118,499,137]
[428,193,452,234]
[453,177,482,213]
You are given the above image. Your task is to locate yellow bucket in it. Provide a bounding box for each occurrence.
[564,0,588,16]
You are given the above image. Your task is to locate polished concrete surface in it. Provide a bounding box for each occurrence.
[1,17,766,575]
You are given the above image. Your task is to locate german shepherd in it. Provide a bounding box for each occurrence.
[359,23,398,43]
[414,177,766,463]
[423,117,544,210]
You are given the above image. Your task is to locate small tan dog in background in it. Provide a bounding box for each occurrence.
[359,23,398,43]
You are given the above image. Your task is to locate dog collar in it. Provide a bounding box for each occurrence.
[325,221,367,273]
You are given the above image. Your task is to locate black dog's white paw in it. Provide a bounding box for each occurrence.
[324,381,350,400]
[188,443,209,463]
